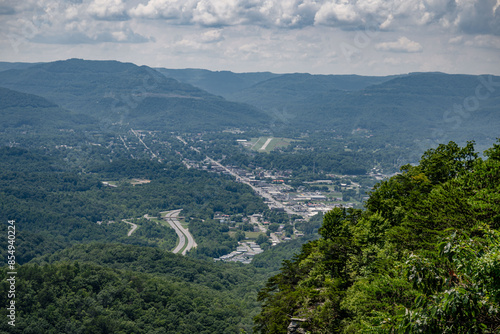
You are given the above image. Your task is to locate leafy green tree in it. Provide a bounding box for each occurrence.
[393,225,500,333]
[255,234,269,246]
[255,141,500,333]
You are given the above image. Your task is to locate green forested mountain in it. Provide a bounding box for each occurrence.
[225,73,396,108]
[155,68,280,97]
[0,59,270,131]
[225,72,500,151]
[0,61,38,72]
[256,141,500,333]
[0,261,257,333]
[1,59,499,333]
[0,140,276,333]
[0,87,96,130]
[3,140,498,333]
[1,60,498,151]
[156,69,396,101]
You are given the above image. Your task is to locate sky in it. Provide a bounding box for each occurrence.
[0,0,499,75]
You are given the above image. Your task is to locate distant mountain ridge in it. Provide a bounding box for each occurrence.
[216,71,500,150]
[155,68,398,101]
[0,60,498,150]
[0,61,39,72]
[0,86,95,130]
[155,67,280,97]
[0,59,270,131]
[224,72,398,107]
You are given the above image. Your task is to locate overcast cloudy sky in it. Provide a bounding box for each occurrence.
[0,0,499,75]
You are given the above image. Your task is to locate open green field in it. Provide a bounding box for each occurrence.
[326,191,343,198]
[227,231,265,240]
[246,137,294,153]
[245,231,266,239]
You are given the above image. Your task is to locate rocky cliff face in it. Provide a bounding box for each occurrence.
[287,318,307,334]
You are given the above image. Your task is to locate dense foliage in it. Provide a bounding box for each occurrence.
[255,141,500,333]
[0,262,249,333]
[0,59,270,131]
[0,86,95,131]
[0,240,310,333]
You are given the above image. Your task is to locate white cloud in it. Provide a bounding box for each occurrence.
[465,35,500,49]
[200,29,224,43]
[314,2,361,25]
[1,0,499,76]
[379,14,393,30]
[129,0,200,22]
[449,35,464,45]
[192,0,242,26]
[125,0,500,36]
[172,28,224,52]
[375,37,423,53]
[88,0,128,20]
[452,0,500,35]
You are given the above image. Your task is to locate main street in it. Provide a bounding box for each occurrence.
[204,156,302,217]
[176,136,305,218]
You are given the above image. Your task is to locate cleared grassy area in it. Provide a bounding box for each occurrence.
[248,137,267,151]
[179,219,189,229]
[102,179,152,187]
[227,231,265,240]
[247,137,294,153]
[130,178,151,185]
[326,192,343,198]
[245,231,266,239]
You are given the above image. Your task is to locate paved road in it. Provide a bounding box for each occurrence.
[131,128,157,158]
[270,232,281,245]
[206,156,300,216]
[251,215,267,233]
[122,219,139,236]
[164,209,197,255]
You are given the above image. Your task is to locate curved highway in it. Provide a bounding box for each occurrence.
[164,209,197,255]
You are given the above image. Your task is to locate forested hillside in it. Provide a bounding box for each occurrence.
[0,87,95,131]
[255,140,500,333]
[0,59,270,131]
[223,72,500,152]
[155,68,279,97]
[0,261,255,333]
[225,73,396,108]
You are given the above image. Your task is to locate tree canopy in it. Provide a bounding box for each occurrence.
[255,140,500,333]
